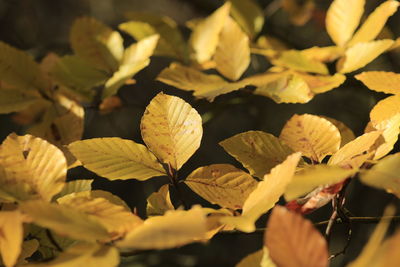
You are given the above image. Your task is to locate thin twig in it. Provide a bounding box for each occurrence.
[167,164,188,209]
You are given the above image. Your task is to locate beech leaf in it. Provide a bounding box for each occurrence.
[355,71,400,95]
[0,210,24,267]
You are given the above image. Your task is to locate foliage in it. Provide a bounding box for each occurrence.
[0,0,400,266]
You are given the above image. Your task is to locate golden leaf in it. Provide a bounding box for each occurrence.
[70,17,123,73]
[185,164,257,210]
[299,73,346,94]
[140,92,203,170]
[214,17,250,81]
[103,35,159,98]
[189,2,231,63]
[219,131,294,178]
[338,39,394,73]
[284,164,357,201]
[229,0,264,38]
[272,50,329,75]
[370,95,400,123]
[69,137,166,181]
[157,63,248,101]
[221,153,301,232]
[265,206,329,267]
[355,71,400,95]
[368,114,400,160]
[279,114,341,162]
[374,229,400,267]
[54,179,93,199]
[0,89,41,114]
[348,1,399,46]
[360,153,400,197]
[0,41,49,91]
[328,131,381,168]
[326,0,365,46]
[322,116,355,146]
[146,184,174,216]
[0,134,66,202]
[236,249,264,267]
[0,210,24,267]
[117,206,208,250]
[300,46,344,63]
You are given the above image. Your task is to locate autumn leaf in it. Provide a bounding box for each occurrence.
[236,247,277,267]
[146,184,174,216]
[272,50,329,75]
[355,71,400,95]
[229,0,264,38]
[279,114,341,162]
[55,179,93,199]
[0,133,66,202]
[17,239,39,265]
[368,114,400,160]
[0,210,25,267]
[369,95,400,123]
[265,206,329,267]
[69,137,166,181]
[185,164,257,210]
[0,89,42,114]
[117,206,208,250]
[299,73,346,94]
[322,116,355,146]
[219,131,294,178]
[140,92,203,170]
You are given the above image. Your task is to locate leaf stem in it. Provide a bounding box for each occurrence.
[167,164,188,209]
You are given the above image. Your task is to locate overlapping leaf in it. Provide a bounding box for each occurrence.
[271,50,329,75]
[369,95,400,123]
[0,210,25,267]
[0,89,41,114]
[229,0,264,38]
[140,92,203,170]
[355,71,400,95]
[146,184,174,216]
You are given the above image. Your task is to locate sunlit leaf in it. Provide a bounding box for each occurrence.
[299,73,346,94]
[0,134,66,202]
[370,95,400,123]
[70,17,124,73]
[265,206,329,267]
[157,63,247,101]
[300,46,344,63]
[360,153,400,197]
[229,0,264,38]
[338,39,394,73]
[146,184,174,216]
[185,164,257,210]
[189,2,231,63]
[103,35,159,98]
[347,205,395,267]
[0,210,24,267]
[355,71,400,95]
[328,131,381,168]
[374,229,400,266]
[279,114,341,162]
[322,116,355,146]
[55,179,93,199]
[284,164,357,201]
[272,50,329,75]
[214,17,250,81]
[368,114,400,159]
[117,206,208,250]
[326,0,365,46]
[140,92,202,170]
[0,89,41,114]
[219,131,294,178]
[24,242,120,267]
[221,153,301,232]
[0,41,49,91]
[348,1,399,46]
[69,137,166,181]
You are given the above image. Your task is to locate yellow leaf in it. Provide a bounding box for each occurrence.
[326,0,365,46]
[69,137,166,181]
[214,17,250,81]
[146,184,174,216]
[117,206,208,250]
[300,46,344,62]
[0,210,24,267]
[157,63,247,101]
[272,50,329,75]
[0,134,66,202]
[265,206,329,267]
[369,114,400,160]
[0,41,49,91]
[20,200,110,242]
[360,153,400,197]
[348,1,399,46]
[254,73,314,104]
[375,229,400,267]
[284,164,357,201]
[57,190,143,239]
[328,131,381,168]
[219,131,294,178]
[229,0,264,38]
[279,114,341,162]
[299,73,346,94]
[338,39,394,73]
[189,2,231,63]
[0,89,41,114]
[24,242,120,267]
[17,239,39,265]
[322,116,356,146]
[70,17,123,73]
[355,71,400,95]
[103,35,159,98]
[140,92,203,170]
[185,164,257,210]
[370,95,400,123]
[347,205,395,267]
[221,153,301,232]
[55,179,93,199]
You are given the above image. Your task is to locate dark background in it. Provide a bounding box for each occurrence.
[0,0,400,266]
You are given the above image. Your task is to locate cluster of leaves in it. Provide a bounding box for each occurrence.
[0,0,400,266]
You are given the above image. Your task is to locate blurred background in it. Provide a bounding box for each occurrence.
[0,0,400,266]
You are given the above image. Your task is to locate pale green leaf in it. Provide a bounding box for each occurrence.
[272,50,329,74]
[54,179,93,199]
[229,0,264,38]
